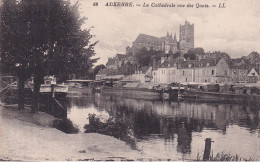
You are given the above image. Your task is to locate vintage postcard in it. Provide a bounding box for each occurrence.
[0,0,259,161]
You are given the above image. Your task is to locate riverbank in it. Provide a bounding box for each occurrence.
[0,103,152,161]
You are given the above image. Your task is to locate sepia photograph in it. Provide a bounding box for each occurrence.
[0,0,259,161]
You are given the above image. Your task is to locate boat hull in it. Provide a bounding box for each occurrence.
[101,87,162,100]
[40,85,68,93]
[183,90,260,104]
[67,86,93,95]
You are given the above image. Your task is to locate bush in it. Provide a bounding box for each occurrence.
[53,119,79,134]
[84,114,137,149]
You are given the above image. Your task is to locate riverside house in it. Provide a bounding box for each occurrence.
[152,57,230,84]
[229,58,250,83]
[194,57,229,84]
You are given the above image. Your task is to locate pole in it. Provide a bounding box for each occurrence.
[51,84,55,98]
[203,138,212,160]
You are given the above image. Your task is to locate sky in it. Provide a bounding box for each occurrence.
[73,0,260,65]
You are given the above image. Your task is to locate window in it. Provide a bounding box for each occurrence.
[183,71,185,75]
[212,70,215,75]
[186,78,187,82]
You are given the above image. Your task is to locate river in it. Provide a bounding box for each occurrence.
[66,93,260,160]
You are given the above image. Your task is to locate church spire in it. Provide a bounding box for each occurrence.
[174,33,176,39]
[167,31,169,36]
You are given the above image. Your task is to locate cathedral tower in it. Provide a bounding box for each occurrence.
[179,20,194,53]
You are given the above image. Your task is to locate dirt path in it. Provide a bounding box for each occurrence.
[0,103,152,161]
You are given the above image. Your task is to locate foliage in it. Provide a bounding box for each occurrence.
[184,47,205,60]
[84,114,137,149]
[0,0,98,81]
[172,51,182,59]
[53,119,79,134]
[94,64,105,74]
[196,152,254,161]
[0,0,98,112]
[168,50,173,55]
[135,47,165,67]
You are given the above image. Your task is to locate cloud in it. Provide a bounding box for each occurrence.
[75,0,260,65]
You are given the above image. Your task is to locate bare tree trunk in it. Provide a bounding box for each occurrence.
[18,76,25,110]
[31,75,42,113]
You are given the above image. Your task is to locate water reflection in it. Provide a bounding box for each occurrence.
[66,93,260,160]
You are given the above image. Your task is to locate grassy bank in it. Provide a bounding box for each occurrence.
[0,103,149,161]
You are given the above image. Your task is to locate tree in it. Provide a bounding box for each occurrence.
[184,47,205,60]
[0,0,32,110]
[0,0,98,113]
[88,64,105,80]
[135,47,165,67]
[173,51,181,59]
[93,64,105,76]
[135,47,150,66]
[168,50,173,55]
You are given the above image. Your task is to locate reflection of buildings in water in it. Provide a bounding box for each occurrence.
[67,95,94,108]
[67,94,260,155]
[98,94,260,134]
[92,93,101,108]
[217,104,260,132]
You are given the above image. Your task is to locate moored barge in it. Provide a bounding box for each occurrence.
[101,82,163,100]
[180,83,260,104]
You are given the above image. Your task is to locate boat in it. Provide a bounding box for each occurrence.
[67,79,94,95]
[101,82,163,100]
[29,76,68,94]
[168,83,186,100]
[92,80,106,92]
[179,83,260,104]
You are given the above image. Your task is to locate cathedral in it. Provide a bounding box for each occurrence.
[126,20,194,55]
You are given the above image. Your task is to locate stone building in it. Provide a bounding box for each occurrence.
[126,20,194,55]
[229,58,250,83]
[194,57,229,84]
[152,57,230,84]
[106,54,128,69]
[247,67,259,83]
[152,58,195,84]
[127,66,153,83]
[179,20,194,53]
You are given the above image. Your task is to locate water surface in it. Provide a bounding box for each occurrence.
[67,93,260,160]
